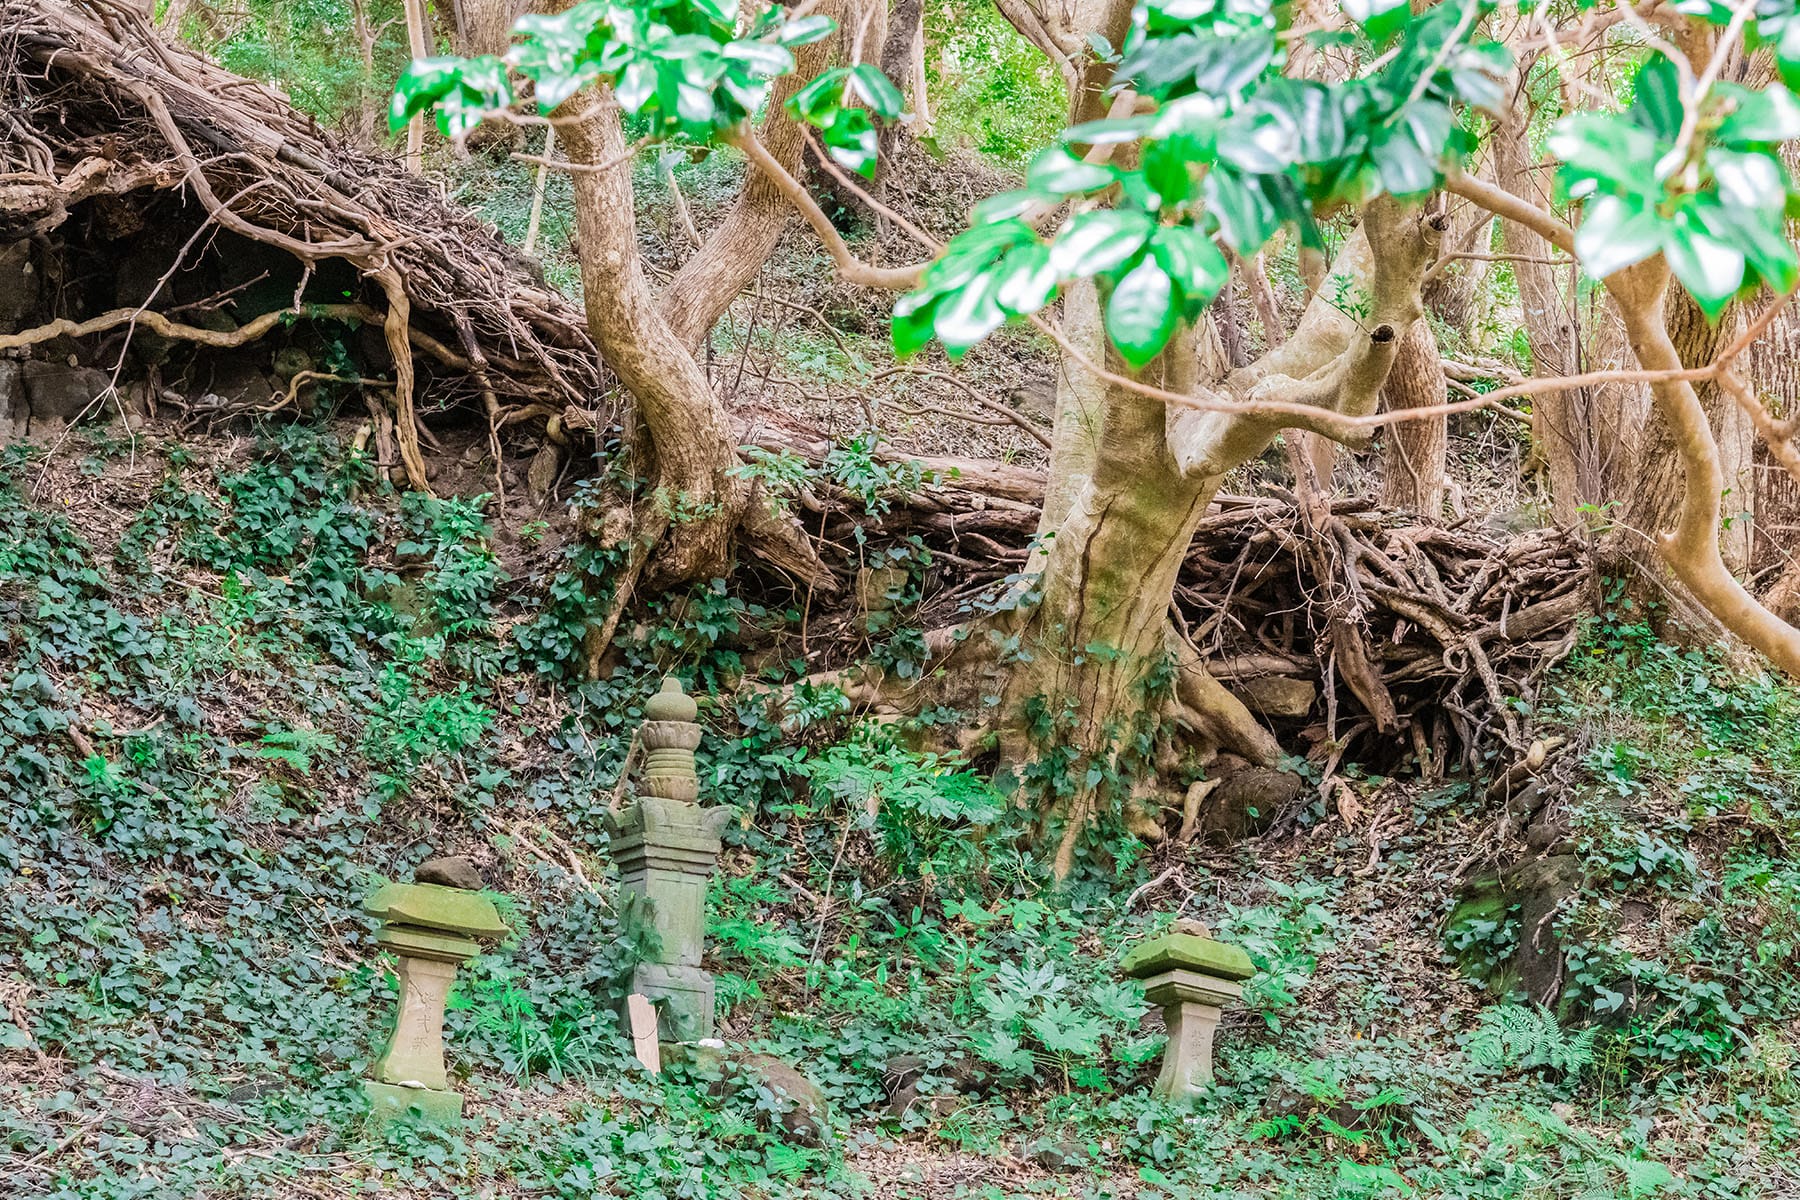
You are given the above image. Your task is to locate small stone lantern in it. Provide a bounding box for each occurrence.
[606,677,732,1042]
[363,881,508,1123]
[1120,920,1255,1104]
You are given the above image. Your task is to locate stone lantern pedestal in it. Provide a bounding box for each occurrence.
[606,678,732,1042]
[1120,924,1255,1104]
[363,881,508,1123]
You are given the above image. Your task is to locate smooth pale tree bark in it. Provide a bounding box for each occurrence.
[1000,201,1443,878]
[401,0,431,172]
[1379,318,1449,515]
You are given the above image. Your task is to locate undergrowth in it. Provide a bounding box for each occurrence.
[1,427,1797,1198]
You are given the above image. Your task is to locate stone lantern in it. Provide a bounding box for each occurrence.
[1120,920,1255,1104]
[606,677,732,1042]
[362,880,508,1123]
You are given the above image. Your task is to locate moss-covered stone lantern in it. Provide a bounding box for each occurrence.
[362,880,508,1123]
[1120,920,1255,1104]
[606,677,732,1042]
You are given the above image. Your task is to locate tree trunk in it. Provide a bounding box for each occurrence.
[1379,318,1448,515]
[558,89,759,584]
[459,0,515,57]
[661,0,845,352]
[1009,201,1442,877]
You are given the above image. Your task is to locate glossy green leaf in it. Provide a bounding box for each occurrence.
[1629,55,1683,141]
[891,291,940,358]
[1027,146,1116,195]
[721,39,795,78]
[934,271,1007,356]
[1716,83,1800,146]
[787,67,848,123]
[1205,169,1279,254]
[1106,255,1180,368]
[390,58,466,132]
[1149,224,1228,317]
[1048,210,1155,278]
[1371,102,1451,198]
[1574,194,1664,279]
[777,14,838,46]
[849,64,905,120]
[1343,0,1411,42]
[992,243,1060,316]
[1663,209,1747,319]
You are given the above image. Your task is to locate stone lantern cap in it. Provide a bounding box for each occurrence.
[1120,929,1255,982]
[366,882,508,962]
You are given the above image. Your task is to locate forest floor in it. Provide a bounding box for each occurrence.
[2,414,1799,1200]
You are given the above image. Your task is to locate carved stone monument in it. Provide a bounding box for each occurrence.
[363,878,508,1123]
[606,677,732,1042]
[1120,919,1255,1104]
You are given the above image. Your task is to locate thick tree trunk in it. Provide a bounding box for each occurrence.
[459,0,516,56]
[1010,201,1442,877]
[1379,318,1448,516]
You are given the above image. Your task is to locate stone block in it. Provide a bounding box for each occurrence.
[365,882,508,939]
[21,359,107,431]
[363,1080,465,1125]
[630,961,716,1042]
[1120,931,1255,982]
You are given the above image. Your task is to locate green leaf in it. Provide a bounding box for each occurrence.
[1629,55,1683,141]
[721,40,795,78]
[1663,208,1747,319]
[1343,0,1411,42]
[1149,224,1227,317]
[390,58,466,132]
[821,108,879,178]
[1205,168,1279,255]
[1371,102,1452,198]
[1217,104,1300,175]
[891,291,941,358]
[1106,254,1180,368]
[1548,114,1665,202]
[1716,82,1800,145]
[933,270,1007,355]
[992,243,1059,316]
[787,67,848,123]
[1027,146,1116,194]
[1048,210,1155,278]
[777,14,838,46]
[1710,149,1787,213]
[849,63,905,120]
[1574,194,1664,279]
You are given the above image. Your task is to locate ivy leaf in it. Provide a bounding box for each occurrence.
[1048,210,1155,278]
[1106,254,1180,368]
[1574,194,1665,280]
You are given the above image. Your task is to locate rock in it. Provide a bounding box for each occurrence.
[1193,763,1306,843]
[21,359,108,431]
[0,241,40,330]
[414,855,485,890]
[1228,675,1317,719]
[1027,1138,1088,1171]
[525,442,562,501]
[1509,854,1583,1005]
[0,360,24,440]
[681,1046,831,1144]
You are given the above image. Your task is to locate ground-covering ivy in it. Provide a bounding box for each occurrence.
[2,425,1799,1199]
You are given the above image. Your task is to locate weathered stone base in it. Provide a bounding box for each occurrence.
[363,1080,464,1124]
[629,962,716,1042]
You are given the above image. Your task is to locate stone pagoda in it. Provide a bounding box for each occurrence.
[606,677,732,1042]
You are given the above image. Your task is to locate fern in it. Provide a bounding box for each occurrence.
[1468,1003,1598,1075]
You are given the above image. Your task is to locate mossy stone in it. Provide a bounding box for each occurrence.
[1120,932,1254,981]
[364,882,508,939]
